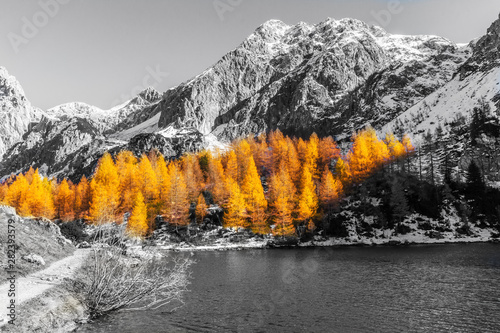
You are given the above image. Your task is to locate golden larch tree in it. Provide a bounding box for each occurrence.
[253,133,270,173]
[116,151,139,215]
[88,152,120,224]
[385,133,406,160]
[319,167,343,212]
[0,182,8,204]
[347,130,372,183]
[55,179,75,222]
[182,154,204,203]
[155,154,171,211]
[298,164,318,232]
[285,137,301,189]
[318,136,341,171]
[138,154,160,224]
[138,154,159,200]
[74,175,91,219]
[208,157,229,207]
[364,127,390,167]
[166,163,190,228]
[296,137,308,168]
[234,139,252,183]
[24,166,36,185]
[402,134,415,155]
[269,165,297,237]
[241,156,268,234]
[5,174,30,216]
[306,133,320,177]
[40,176,56,219]
[223,177,247,229]
[269,130,288,174]
[127,192,149,238]
[195,193,208,224]
[224,150,238,182]
[335,158,351,184]
[26,170,55,219]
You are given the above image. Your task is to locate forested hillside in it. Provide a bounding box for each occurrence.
[0,129,414,239]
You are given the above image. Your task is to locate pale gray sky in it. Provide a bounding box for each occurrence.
[1,0,498,110]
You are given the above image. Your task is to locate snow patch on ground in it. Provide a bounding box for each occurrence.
[384,66,500,145]
[111,112,161,141]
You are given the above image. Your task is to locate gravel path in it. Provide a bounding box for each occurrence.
[0,248,90,327]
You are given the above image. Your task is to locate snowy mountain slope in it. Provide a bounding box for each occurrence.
[384,14,500,141]
[151,17,467,140]
[46,87,162,134]
[383,66,500,143]
[381,14,500,183]
[110,112,161,141]
[0,67,45,159]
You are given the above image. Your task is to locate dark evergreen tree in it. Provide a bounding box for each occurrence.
[470,107,481,142]
[466,160,485,223]
[466,161,485,196]
[390,180,409,224]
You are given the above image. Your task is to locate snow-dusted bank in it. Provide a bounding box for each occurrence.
[153,219,499,252]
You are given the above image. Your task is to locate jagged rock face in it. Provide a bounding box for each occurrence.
[157,18,464,140]
[124,130,205,159]
[460,14,500,77]
[0,67,43,159]
[314,46,469,138]
[157,20,292,134]
[0,88,162,179]
[48,87,162,134]
[8,129,205,182]
[0,116,99,177]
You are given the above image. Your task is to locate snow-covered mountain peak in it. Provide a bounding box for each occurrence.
[256,19,290,36]
[316,17,372,34]
[376,34,458,63]
[0,67,44,159]
[0,66,27,99]
[137,87,161,103]
[48,101,103,119]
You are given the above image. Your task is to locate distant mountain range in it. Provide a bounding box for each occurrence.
[1,14,500,182]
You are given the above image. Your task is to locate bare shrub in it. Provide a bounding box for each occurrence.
[81,224,193,318]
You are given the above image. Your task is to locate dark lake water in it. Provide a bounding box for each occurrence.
[77,244,500,332]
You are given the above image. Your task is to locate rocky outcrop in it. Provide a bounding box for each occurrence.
[0,67,44,159]
[460,13,500,78]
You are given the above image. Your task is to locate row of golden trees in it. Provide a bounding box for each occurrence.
[0,128,413,238]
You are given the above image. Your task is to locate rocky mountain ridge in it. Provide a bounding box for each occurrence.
[155,18,466,140]
[1,14,500,181]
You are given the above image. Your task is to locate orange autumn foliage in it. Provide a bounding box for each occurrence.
[319,167,343,211]
[127,192,149,238]
[55,179,75,222]
[297,164,318,223]
[195,193,208,224]
[224,177,247,229]
[166,163,190,228]
[88,152,120,224]
[1,127,414,238]
[269,165,297,237]
[241,156,268,234]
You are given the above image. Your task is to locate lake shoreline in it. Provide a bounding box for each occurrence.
[154,230,500,252]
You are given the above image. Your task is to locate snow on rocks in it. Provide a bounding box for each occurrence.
[21,254,46,266]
